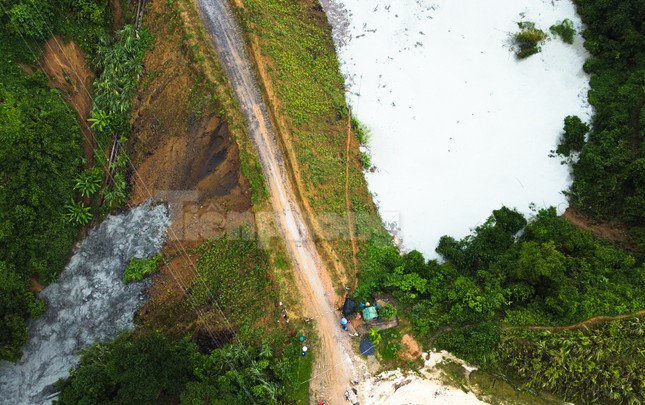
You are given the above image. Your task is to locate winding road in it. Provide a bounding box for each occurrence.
[196,0,364,402]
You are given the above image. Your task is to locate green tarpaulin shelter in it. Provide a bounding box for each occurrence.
[362,306,378,321]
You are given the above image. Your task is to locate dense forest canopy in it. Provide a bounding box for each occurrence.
[56,329,310,405]
[0,0,112,52]
[357,206,644,402]
[0,29,84,361]
[568,0,644,249]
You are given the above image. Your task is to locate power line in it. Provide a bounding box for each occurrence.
[0,2,261,402]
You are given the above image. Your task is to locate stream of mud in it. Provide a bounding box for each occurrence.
[0,203,170,404]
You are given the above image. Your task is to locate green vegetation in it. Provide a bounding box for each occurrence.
[0,0,112,53]
[379,303,397,320]
[56,332,198,404]
[233,0,378,279]
[59,233,313,404]
[356,206,644,399]
[190,232,275,325]
[550,19,576,44]
[57,329,312,404]
[0,28,84,360]
[73,167,102,198]
[351,116,370,146]
[0,0,152,361]
[188,234,312,402]
[376,329,401,362]
[0,262,45,361]
[555,115,589,156]
[566,0,644,251]
[360,151,371,169]
[63,199,93,226]
[368,328,382,345]
[514,22,547,59]
[91,25,151,138]
[89,24,151,211]
[123,253,162,284]
[499,317,644,403]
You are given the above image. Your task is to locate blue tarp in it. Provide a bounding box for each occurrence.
[360,336,376,356]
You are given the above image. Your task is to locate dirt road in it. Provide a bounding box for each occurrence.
[196,0,364,402]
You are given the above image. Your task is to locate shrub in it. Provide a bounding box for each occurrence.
[556,115,589,156]
[64,199,93,225]
[351,117,370,145]
[550,19,576,44]
[514,22,547,59]
[360,151,371,169]
[379,303,397,319]
[123,254,162,283]
[369,328,382,345]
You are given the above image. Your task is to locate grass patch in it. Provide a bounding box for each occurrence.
[233,0,384,283]
[437,359,470,393]
[282,336,315,403]
[123,253,162,283]
[190,231,275,325]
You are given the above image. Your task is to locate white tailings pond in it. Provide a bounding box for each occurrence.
[321,0,592,258]
[0,203,170,404]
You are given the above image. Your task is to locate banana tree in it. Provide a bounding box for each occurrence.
[88,109,111,133]
[64,199,92,225]
[74,167,101,197]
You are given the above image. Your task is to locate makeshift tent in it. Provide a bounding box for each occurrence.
[359,336,376,356]
[362,306,378,321]
[342,297,358,317]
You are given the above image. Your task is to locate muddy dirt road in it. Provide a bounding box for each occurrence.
[196,0,364,403]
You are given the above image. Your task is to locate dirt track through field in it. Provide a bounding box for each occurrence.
[195,0,364,402]
[503,309,645,332]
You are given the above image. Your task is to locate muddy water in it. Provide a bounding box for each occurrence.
[0,203,170,404]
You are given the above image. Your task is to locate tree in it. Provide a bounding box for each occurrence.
[0,44,83,358]
[0,261,43,361]
[550,19,576,44]
[556,115,589,156]
[57,332,199,404]
[3,0,53,39]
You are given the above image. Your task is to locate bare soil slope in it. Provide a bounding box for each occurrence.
[129,0,252,243]
[41,36,95,166]
[129,0,253,335]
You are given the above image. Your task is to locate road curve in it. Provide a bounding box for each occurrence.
[195,0,362,402]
